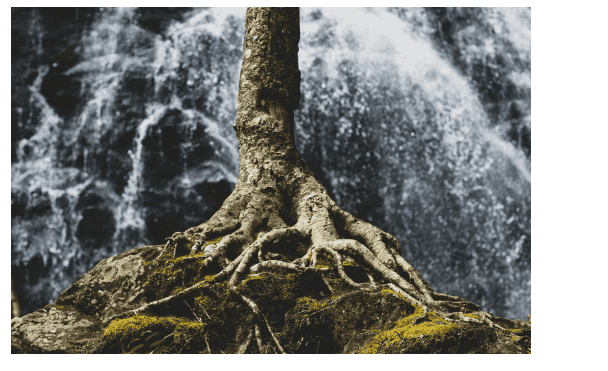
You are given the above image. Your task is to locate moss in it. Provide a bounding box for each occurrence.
[297,296,330,312]
[381,288,408,302]
[504,328,522,333]
[237,273,268,290]
[101,314,206,353]
[206,236,223,245]
[171,287,184,296]
[463,313,481,320]
[104,314,204,339]
[355,305,458,354]
[511,336,520,342]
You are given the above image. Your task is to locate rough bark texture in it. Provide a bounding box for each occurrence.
[11,7,532,354]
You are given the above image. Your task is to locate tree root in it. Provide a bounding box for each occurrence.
[237,329,253,354]
[107,184,509,352]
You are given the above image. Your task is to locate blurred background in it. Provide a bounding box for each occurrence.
[11,7,530,320]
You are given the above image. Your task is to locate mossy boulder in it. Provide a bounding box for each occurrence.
[11,244,531,354]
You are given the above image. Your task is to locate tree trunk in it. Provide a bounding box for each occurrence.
[108,7,511,353]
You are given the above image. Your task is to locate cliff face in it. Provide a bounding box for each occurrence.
[12,8,530,320]
[11,244,531,354]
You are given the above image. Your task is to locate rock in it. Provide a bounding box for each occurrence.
[11,244,531,354]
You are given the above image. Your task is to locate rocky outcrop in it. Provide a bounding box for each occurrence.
[11,244,531,354]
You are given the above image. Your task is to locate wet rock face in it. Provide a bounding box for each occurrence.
[11,8,241,316]
[11,245,531,354]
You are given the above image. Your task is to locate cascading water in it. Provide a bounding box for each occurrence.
[12,7,530,320]
[114,104,167,246]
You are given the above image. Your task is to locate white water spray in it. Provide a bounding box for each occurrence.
[115,104,167,237]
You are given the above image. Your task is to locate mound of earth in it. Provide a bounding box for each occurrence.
[11,244,531,354]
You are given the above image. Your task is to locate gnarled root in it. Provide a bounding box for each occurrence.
[108,178,506,352]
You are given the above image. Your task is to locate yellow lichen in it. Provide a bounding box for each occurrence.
[356,305,458,354]
[463,313,481,320]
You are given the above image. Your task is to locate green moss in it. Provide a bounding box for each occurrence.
[355,305,458,354]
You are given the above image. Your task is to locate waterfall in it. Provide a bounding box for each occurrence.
[114,104,167,243]
[12,7,530,319]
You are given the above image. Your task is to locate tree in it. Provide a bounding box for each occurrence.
[110,7,508,353]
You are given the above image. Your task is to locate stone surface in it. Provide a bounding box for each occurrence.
[11,244,531,354]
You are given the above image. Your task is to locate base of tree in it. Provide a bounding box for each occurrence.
[11,243,531,354]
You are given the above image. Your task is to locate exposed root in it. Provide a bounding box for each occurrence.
[204,334,212,354]
[385,283,425,308]
[104,278,212,325]
[329,239,423,300]
[152,239,172,264]
[366,273,375,286]
[234,291,286,354]
[237,329,253,354]
[478,311,507,331]
[408,305,429,327]
[110,183,508,352]
[388,248,434,302]
[250,260,302,274]
[337,208,397,270]
[320,274,334,294]
[312,245,373,291]
[254,324,264,353]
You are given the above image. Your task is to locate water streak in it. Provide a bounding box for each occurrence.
[115,104,167,236]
